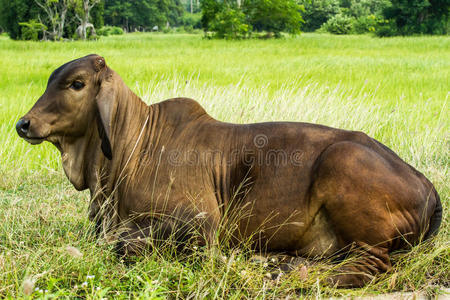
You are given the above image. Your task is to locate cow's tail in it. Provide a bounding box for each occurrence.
[423,188,442,241]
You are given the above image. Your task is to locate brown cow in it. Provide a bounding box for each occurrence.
[16,55,441,287]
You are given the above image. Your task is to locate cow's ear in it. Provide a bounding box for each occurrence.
[94,58,115,160]
[96,114,112,160]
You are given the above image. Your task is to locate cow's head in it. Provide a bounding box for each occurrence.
[16,54,116,189]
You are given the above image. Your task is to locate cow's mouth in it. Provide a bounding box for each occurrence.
[23,136,46,145]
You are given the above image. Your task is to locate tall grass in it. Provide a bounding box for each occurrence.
[0,33,448,298]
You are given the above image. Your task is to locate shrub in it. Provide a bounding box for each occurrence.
[374,19,398,37]
[18,20,46,41]
[201,0,224,31]
[242,0,304,36]
[201,0,303,39]
[321,14,354,34]
[352,14,377,34]
[97,26,124,36]
[341,0,391,18]
[299,0,341,32]
[184,25,194,33]
[209,6,250,39]
[182,13,202,29]
[380,0,449,35]
[162,27,172,34]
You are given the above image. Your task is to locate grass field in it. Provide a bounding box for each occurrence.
[0,32,448,298]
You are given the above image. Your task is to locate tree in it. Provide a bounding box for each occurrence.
[299,0,341,32]
[19,19,47,40]
[104,0,132,30]
[103,0,185,31]
[242,0,305,36]
[158,0,185,27]
[200,0,224,30]
[74,0,100,39]
[210,4,250,39]
[201,0,304,38]
[340,0,390,18]
[0,0,42,39]
[381,0,449,35]
[34,0,74,40]
[181,0,201,13]
[321,13,353,34]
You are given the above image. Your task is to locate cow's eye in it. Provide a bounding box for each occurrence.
[70,81,85,90]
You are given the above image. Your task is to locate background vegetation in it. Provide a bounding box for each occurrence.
[0,32,448,298]
[0,0,448,40]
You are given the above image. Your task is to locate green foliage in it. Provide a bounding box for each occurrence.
[1,0,448,38]
[201,0,304,39]
[242,0,304,36]
[352,14,378,33]
[374,18,398,36]
[0,0,104,40]
[104,0,185,31]
[182,12,202,29]
[181,0,201,13]
[307,0,393,35]
[340,0,391,18]
[91,1,105,29]
[299,0,341,32]
[165,0,186,27]
[103,0,132,30]
[200,0,223,32]
[321,14,354,34]
[0,0,41,39]
[19,20,47,40]
[97,25,124,36]
[379,0,450,36]
[209,5,250,39]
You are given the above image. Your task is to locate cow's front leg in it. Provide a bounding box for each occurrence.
[88,199,103,238]
[114,216,209,257]
[115,222,153,257]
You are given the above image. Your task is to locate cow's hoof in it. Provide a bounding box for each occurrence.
[114,240,127,258]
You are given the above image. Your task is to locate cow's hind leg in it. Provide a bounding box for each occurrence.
[308,141,432,287]
[326,242,391,287]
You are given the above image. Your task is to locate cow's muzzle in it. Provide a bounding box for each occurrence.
[16,118,45,145]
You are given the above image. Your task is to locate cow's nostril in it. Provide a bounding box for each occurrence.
[16,118,30,135]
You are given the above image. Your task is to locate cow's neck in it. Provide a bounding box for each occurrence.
[94,80,162,207]
[82,81,156,229]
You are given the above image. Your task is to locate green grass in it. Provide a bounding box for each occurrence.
[0,33,448,298]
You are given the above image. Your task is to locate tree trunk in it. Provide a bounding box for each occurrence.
[76,0,99,40]
[57,4,68,40]
[35,0,71,40]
